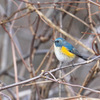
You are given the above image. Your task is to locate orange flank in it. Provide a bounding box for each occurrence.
[61,46,75,57]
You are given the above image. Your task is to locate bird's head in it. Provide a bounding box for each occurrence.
[54,37,65,47]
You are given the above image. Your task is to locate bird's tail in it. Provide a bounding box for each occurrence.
[77,54,88,60]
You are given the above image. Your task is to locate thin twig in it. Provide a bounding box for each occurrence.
[0,56,100,93]
[87,0,100,42]
[28,3,41,99]
[2,25,30,71]
[0,71,44,91]
[78,60,99,95]
[35,45,53,75]
[59,62,62,97]
[31,5,94,54]
[18,0,88,5]
[43,75,100,94]
[9,2,23,100]
[0,92,11,100]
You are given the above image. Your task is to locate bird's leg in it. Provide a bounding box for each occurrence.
[72,64,74,67]
[72,62,75,67]
[58,61,63,68]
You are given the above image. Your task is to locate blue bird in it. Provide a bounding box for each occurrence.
[54,37,87,63]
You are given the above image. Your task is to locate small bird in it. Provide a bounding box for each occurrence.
[54,37,87,63]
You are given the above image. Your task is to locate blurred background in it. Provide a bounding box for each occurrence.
[0,0,100,100]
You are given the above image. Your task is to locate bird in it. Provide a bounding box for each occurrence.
[54,37,88,64]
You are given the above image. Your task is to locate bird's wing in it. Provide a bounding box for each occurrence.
[61,46,75,57]
[62,41,88,60]
[71,48,88,60]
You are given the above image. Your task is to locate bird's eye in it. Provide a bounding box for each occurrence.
[56,40,59,43]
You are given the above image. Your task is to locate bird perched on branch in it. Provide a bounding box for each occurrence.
[54,37,88,64]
